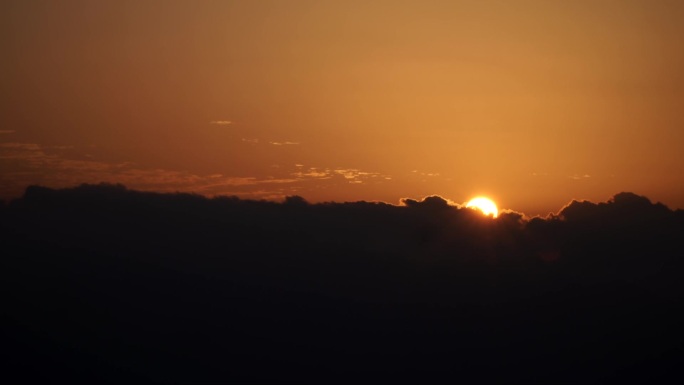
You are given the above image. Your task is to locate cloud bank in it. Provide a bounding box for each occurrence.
[2,185,683,383]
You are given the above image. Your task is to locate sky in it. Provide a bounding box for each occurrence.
[2,0,683,216]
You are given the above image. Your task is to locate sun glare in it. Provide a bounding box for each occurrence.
[466,197,499,218]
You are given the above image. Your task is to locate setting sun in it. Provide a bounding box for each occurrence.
[466,197,499,218]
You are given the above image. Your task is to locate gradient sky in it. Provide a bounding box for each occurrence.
[2,0,683,216]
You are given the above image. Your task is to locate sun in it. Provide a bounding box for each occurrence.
[466,197,499,217]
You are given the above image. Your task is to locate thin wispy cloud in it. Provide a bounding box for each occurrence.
[1,143,392,202]
[269,141,300,146]
[410,170,440,177]
[0,142,41,151]
[569,174,591,180]
[0,141,314,201]
[290,166,389,184]
[0,130,16,134]
[209,120,232,125]
[293,168,331,179]
[334,169,376,180]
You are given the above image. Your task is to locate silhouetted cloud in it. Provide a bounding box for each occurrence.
[2,184,683,383]
[400,194,460,209]
[557,192,670,220]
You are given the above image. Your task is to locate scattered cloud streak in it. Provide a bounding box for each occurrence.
[269,141,300,146]
[0,142,305,200]
[409,170,441,182]
[291,166,390,184]
[209,120,232,125]
[569,174,591,180]
[0,143,392,201]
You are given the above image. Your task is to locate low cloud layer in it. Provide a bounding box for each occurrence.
[2,184,683,383]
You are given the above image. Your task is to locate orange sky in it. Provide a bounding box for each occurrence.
[2,0,683,216]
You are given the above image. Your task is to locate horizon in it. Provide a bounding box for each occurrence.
[2,182,681,220]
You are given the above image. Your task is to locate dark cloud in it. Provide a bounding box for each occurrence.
[2,184,683,383]
[400,194,455,209]
[559,192,672,223]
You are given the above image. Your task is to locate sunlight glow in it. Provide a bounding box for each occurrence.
[466,197,499,218]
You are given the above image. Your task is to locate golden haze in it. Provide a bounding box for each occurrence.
[1,1,683,216]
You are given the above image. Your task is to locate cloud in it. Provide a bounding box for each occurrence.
[2,185,683,383]
[209,120,232,125]
[293,169,331,179]
[400,194,461,209]
[569,174,591,180]
[334,169,368,179]
[0,141,307,201]
[289,166,391,185]
[557,192,671,223]
[331,168,388,184]
[269,141,300,146]
[408,170,442,183]
[0,142,41,151]
[0,143,392,202]
[0,130,16,134]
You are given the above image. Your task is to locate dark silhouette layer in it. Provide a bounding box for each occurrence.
[2,184,683,383]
